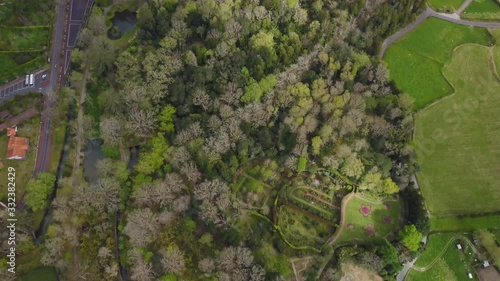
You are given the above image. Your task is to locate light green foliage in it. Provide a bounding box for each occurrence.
[311,136,322,155]
[250,31,275,49]
[399,224,422,252]
[341,156,364,179]
[199,233,213,246]
[158,105,176,133]
[184,219,196,233]
[25,173,56,212]
[463,0,500,20]
[359,172,382,192]
[241,75,277,103]
[287,0,298,8]
[241,81,263,103]
[135,134,169,175]
[383,178,399,194]
[297,157,307,173]
[161,273,178,281]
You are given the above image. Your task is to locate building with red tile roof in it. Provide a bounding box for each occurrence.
[5,126,29,160]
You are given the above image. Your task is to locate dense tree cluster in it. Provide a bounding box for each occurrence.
[0,0,426,280]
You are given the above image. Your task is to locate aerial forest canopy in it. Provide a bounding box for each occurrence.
[2,0,426,280]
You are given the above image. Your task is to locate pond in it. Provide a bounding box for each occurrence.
[82,139,104,184]
[108,10,137,40]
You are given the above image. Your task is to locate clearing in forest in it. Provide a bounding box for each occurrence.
[383,18,492,110]
[406,233,477,281]
[415,43,500,217]
[462,0,500,20]
[330,194,402,246]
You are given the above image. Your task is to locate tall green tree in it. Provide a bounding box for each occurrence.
[25,173,56,212]
[399,224,422,252]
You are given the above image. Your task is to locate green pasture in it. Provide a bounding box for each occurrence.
[407,233,475,281]
[415,44,500,217]
[384,18,492,109]
[333,194,402,245]
[0,26,50,51]
[431,215,500,232]
[428,0,467,11]
[462,0,500,20]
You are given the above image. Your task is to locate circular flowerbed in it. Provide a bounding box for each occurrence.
[359,204,372,217]
[364,224,376,236]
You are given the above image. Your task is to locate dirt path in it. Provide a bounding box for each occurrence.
[456,0,473,15]
[379,6,500,59]
[72,66,89,185]
[327,192,355,245]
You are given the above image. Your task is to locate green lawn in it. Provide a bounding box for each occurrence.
[431,215,500,232]
[406,233,476,281]
[333,194,402,245]
[0,26,50,51]
[0,53,17,74]
[462,0,500,20]
[20,266,58,281]
[384,18,492,110]
[415,44,500,217]
[428,0,467,11]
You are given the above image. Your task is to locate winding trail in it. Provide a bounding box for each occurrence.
[411,235,483,272]
[379,6,500,59]
[396,235,484,281]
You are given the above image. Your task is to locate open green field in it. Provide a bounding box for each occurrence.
[384,18,492,110]
[431,215,500,232]
[462,0,500,20]
[415,44,500,217]
[333,194,402,245]
[20,266,58,281]
[407,233,476,281]
[0,26,50,51]
[428,0,466,11]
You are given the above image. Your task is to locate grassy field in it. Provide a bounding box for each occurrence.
[462,0,500,20]
[384,18,492,110]
[406,233,476,281]
[415,44,500,217]
[0,26,50,51]
[428,0,467,11]
[431,215,500,232]
[333,194,402,245]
